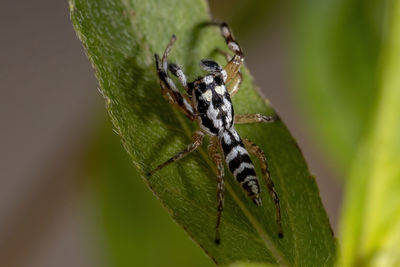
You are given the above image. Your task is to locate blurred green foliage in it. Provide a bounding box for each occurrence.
[288,0,400,265]
[339,1,400,266]
[210,0,280,38]
[227,262,278,267]
[291,0,387,173]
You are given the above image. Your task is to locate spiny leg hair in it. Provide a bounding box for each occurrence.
[208,137,225,244]
[242,138,283,238]
[226,70,242,96]
[235,114,277,124]
[147,131,204,176]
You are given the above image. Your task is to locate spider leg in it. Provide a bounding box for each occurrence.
[209,22,244,95]
[208,136,225,244]
[226,70,242,96]
[147,131,204,176]
[212,48,243,96]
[218,22,244,84]
[155,35,195,120]
[242,138,283,238]
[235,114,277,124]
[168,63,191,95]
[217,22,243,60]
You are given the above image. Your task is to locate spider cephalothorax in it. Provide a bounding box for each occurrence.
[190,62,233,135]
[149,22,282,243]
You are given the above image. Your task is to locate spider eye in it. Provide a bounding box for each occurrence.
[200,59,222,73]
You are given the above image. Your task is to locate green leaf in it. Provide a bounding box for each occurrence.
[338,1,400,266]
[227,262,278,267]
[70,0,335,265]
[290,0,385,172]
[86,120,214,267]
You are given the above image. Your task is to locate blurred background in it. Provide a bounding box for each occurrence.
[0,0,386,266]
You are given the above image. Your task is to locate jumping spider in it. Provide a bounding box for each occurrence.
[148,22,283,244]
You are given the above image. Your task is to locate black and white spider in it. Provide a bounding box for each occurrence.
[148,22,283,244]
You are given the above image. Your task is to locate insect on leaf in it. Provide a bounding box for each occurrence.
[70,0,336,265]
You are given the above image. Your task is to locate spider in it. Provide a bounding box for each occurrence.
[148,22,283,244]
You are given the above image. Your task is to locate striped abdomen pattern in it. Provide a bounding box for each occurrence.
[219,128,261,204]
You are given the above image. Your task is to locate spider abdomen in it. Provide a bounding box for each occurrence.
[219,128,262,205]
